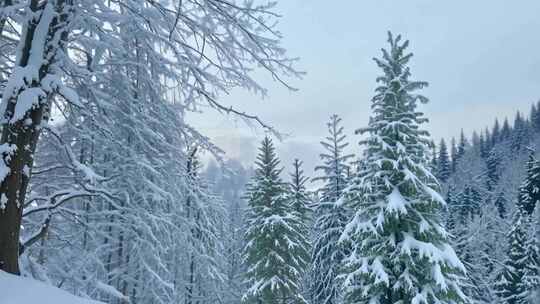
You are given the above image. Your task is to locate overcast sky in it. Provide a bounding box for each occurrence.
[189,0,540,177]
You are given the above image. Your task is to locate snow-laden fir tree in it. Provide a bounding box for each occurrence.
[313,114,356,203]
[479,132,488,159]
[340,32,468,304]
[456,130,468,165]
[310,114,354,304]
[511,112,530,153]
[437,138,451,182]
[494,213,529,304]
[457,186,482,223]
[243,137,310,304]
[501,118,512,141]
[288,159,313,300]
[517,152,540,302]
[289,159,312,224]
[518,151,540,216]
[451,137,459,173]
[524,205,540,303]
[492,119,502,147]
[486,146,503,191]
[531,101,540,132]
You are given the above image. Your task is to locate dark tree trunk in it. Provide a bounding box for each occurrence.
[0,0,69,274]
[0,0,44,274]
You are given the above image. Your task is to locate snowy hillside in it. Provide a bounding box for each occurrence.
[0,271,103,304]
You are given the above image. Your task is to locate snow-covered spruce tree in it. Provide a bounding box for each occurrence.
[501,118,512,141]
[313,114,355,203]
[288,159,313,300]
[494,192,508,218]
[532,101,540,133]
[494,213,529,304]
[437,138,451,182]
[340,32,468,304]
[524,206,540,303]
[492,119,502,148]
[451,137,458,173]
[518,151,540,216]
[454,130,468,167]
[243,137,310,304]
[457,186,482,223]
[511,112,530,154]
[310,114,354,304]
[479,131,489,159]
[289,159,312,224]
[516,152,540,302]
[430,141,438,172]
[486,146,503,191]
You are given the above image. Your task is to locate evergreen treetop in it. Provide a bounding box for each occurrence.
[340,32,468,304]
[518,151,540,216]
[289,159,312,223]
[494,213,529,304]
[243,137,309,304]
[437,138,451,182]
[313,114,355,203]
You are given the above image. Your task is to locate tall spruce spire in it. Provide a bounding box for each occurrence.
[340,32,468,304]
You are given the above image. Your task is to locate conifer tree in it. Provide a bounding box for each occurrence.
[516,152,540,302]
[484,127,492,152]
[518,152,540,216]
[486,147,502,191]
[494,213,529,304]
[494,192,508,219]
[524,206,540,302]
[340,32,468,304]
[530,103,539,132]
[511,112,530,153]
[501,118,512,141]
[430,141,439,172]
[243,137,310,304]
[479,132,488,159]
[492,119,501,146]
[532,101,540,132]
[310,114,354,304]
[437,138,451,182]
[313,114,355,202]
[457,186,482,222]
[451,137,459,173]
[289,159,312,223]
[457,130,468,162]
[446,185,459,230]
[288,159,313,301]
[472,131,480,147]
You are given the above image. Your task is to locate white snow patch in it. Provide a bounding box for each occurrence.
[0,270,104,304]
[0,143,16,185]
[0,194,7,210]
[386,187,408,215]
[95,281,129,302]
[11,87,46,123]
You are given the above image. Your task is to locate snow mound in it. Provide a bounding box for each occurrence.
[0,271,104,304]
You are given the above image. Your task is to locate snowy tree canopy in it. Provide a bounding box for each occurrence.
[243,137,310,304]
[340,32,468,304]
[310,113,354,304]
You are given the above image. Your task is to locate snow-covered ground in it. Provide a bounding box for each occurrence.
[0,271,103,304]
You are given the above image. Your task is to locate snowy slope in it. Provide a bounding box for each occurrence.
[0,271,103,304]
